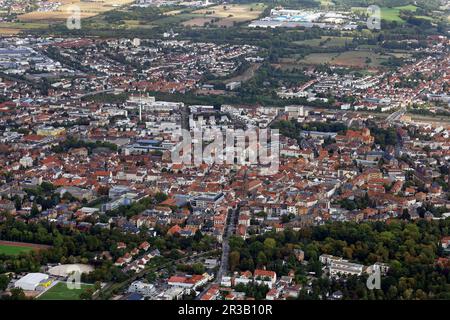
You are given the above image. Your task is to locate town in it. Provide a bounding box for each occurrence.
[0,0,449,303]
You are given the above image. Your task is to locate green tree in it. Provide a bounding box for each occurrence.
[0,274,9,291]
[229,251,240,271]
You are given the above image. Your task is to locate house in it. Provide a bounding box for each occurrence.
[168,274,208,290]
[128,281,155,297]
[441,236,450,249]
[234,271,253,286]
[139,241,150,251]
[253,269,277,288]
[284,284,301,298]
[204,259,218,269]
[221,276,232,287]
[265,288,279,300]
[238,214,251,227]
[117,242,127,250]
[167,225,182,236]
[200,285,220,300]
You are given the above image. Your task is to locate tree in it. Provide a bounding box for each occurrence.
[263,238,276,250]
[6,288,27,300]
[147,272,157,283]
[30,203,39,217]
[229,251,240,271]
[154,192,168,203]
[256,251,267,267]
[401,209,411,220]
[0,274,9,291]
[79,288,94,300]
[192,263,205,275]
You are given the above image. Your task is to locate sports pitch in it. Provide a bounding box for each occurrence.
[0,244,34,255]
[38,282,94,300]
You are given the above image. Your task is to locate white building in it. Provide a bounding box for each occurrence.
[15,273,49,291]
[19,156,33,168]
[128,281,155,297]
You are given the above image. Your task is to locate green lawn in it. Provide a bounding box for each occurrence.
[0,244,34,256]
[38,282,94,300]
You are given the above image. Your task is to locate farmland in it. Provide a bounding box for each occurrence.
[181,3,266,28]
[0,22,49,35]
[18,0,134,22]
[285,50,390,69]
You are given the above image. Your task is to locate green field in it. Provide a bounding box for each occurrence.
[38,282,94,300]
[381,5,417,22]
[0,244,34,256]
[352,5,418,22]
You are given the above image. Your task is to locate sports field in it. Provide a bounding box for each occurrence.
[0,244,34,255]
[0,241,50,256]
[38,282,94,300]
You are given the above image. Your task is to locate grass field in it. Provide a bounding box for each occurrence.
[0,241,51,256]
[352,5,417,22]
[0,244,34,255]
[38,282,94,300]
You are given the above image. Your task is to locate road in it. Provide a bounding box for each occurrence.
[196,206,239,300]
[217,207,239,281]
[385,107,407,123]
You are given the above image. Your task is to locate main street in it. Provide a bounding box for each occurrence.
[196,205,239,300]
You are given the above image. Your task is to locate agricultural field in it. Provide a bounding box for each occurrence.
[181,3,266,28]
[318,0,335,6]
[0,22,49,35]
[18,0,134,22]
[285,50,390,69]
[37,282,94,300]
[0,27,22,35]
[0,241,50,256]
